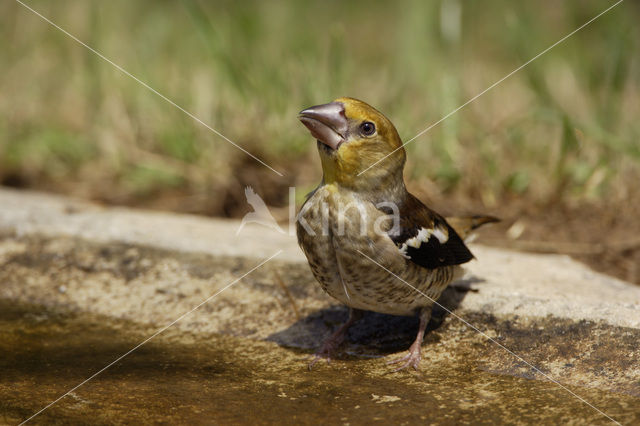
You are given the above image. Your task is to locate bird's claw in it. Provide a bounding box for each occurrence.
[307,352,331,370]
[307,340,340,370]
[387,348,422,372]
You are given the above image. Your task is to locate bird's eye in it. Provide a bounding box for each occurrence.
[360,121,376,136]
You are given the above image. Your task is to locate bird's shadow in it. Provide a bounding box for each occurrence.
[266,276,485,358]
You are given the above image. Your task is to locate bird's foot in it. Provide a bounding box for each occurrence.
[387,341,422,371]
[307,309,364,370]
[307,331,345,370]
[307,352,330,370]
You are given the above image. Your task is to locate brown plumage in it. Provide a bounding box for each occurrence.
[297,97,497,370]
[446,215,500,241]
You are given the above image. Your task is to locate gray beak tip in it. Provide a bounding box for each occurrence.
[298,101,348,151]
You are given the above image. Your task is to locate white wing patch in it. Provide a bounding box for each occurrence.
[398,225,449,258]
[432,227,449,244]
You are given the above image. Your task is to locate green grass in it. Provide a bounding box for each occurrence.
[1,0,638,212]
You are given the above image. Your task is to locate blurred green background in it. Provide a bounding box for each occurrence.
[1,0,639,218]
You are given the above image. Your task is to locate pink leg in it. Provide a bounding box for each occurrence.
[387,306,432,371]
[308,308,364,370]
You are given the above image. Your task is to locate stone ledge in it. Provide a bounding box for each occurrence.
[1,187,638,329]
[2,188,639,423]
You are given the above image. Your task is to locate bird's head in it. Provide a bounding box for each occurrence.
[298,97,406,192]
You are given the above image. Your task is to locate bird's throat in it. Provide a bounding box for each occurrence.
[319,148,340,184]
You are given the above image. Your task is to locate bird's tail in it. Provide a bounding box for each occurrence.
[446,215,500,241]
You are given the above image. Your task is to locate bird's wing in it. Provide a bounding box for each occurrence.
[386,194,474,269]
[445,215,500,241]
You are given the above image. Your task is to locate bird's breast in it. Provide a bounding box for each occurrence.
[297,186,454,315]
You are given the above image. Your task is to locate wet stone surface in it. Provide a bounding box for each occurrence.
[0,234,639,424]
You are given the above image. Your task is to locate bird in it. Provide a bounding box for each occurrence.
[296,97,497,370]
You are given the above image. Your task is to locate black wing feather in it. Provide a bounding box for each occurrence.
[387,194,474,270]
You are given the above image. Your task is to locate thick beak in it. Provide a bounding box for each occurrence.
[298,101,348,150]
